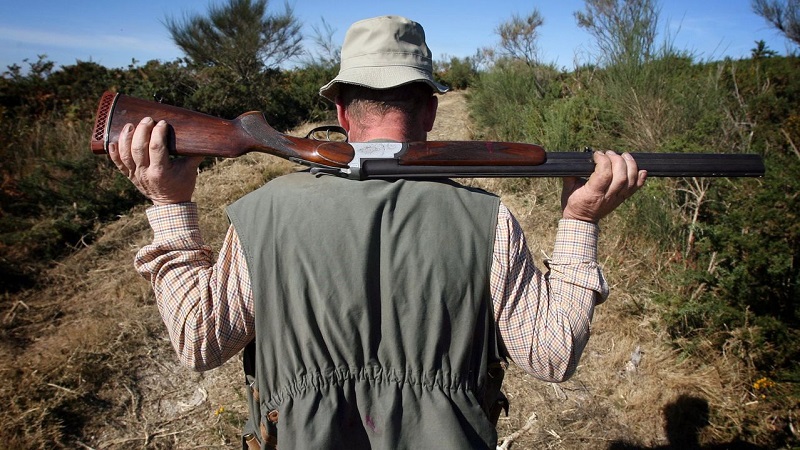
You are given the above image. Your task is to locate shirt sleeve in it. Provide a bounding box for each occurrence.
[134,203,254,371]
[490,203,608,382]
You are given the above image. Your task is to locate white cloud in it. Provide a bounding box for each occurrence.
[0,25,174,53]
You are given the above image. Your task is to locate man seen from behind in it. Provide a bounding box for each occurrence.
[108,15,647,450]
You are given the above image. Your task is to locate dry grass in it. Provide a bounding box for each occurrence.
[0,90,769,449]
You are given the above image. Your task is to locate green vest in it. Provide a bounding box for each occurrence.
[228,172,501,449]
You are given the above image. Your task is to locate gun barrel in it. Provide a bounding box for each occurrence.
[359,152,765,179]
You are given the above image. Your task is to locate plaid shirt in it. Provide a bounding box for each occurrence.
[135,202,607,381]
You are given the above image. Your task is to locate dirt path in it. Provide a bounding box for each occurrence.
[429,90,473,140]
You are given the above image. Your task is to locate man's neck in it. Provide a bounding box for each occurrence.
[350,127,425,143]
[347,111,427,142]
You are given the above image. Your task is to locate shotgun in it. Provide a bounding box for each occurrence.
[90,91,765,179]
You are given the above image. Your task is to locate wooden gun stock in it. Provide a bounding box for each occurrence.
[90,91,765,179]
[90,91,356,168]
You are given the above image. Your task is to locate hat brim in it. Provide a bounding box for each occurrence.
[319,66,449,102]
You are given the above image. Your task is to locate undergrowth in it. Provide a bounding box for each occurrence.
[470,54,799,447]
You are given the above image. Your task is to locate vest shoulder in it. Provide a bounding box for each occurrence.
[229,174,500,215]
[240,173,499,197]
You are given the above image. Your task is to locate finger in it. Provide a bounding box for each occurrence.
[622,153,640,190]
[117,123,136,175]
[131,117,155,168]
[109,143,134,181]
[108,141,124,172]
[637,169,648,188]
[148,120,171,168]
[605,151,629,195]
[588,151,613,191]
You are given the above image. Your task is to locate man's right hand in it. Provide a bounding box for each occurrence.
[108,117,205,206]
[561,151,647,223]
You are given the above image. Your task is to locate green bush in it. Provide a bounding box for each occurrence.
[641,58,800,397]
[469,51,800,403]
[0,58,191,293]
[0,152,140,292]
[0,54,342,295]
[435,56,478,90]
[469,60,564,143]
[276,63,339,126]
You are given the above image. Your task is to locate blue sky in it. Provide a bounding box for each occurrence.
[0,0,793,72]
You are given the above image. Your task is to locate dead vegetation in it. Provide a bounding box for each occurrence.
[0,91,773,449]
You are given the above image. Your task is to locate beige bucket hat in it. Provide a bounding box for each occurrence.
[319,15,449,101]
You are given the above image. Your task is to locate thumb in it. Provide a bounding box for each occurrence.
[562,176,583,192]
[561,176,585,209]
[186,156,205,171]
[176,155,205,175]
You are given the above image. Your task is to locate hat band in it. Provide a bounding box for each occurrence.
[340,52,432,72]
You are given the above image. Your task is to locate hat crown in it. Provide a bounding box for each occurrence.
[318,15,448,101]
[340,16,432,71]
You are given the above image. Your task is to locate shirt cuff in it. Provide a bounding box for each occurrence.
[551,219,600,263]
[145,202,201,242]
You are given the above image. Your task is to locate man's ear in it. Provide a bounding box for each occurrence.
[335,97,350,133]
[423,95,438,132]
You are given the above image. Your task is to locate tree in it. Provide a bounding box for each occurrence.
[496,10,545,65]
[574,0,659,66]
[751,39,779,58]
[752,0,800,46]
[434,56,478,90]
[302,18,340,68]
[164,0,302,83]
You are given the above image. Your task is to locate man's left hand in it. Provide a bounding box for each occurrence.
[561,151,647,223]
[108,117,204,205]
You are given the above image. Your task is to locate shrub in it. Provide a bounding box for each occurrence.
[469,50,800,444]
[435,56,478,90]
[469,60,563,143]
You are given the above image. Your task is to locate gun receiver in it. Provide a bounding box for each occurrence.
[90,91,765,179]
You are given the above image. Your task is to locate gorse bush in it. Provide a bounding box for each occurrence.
[469,59,568,144]
[435,56,479,90]
[277,62,339,124]
[670,57,800,373]
[0,99,142,291]
[0,56,335,294]
[469,49,799,446]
